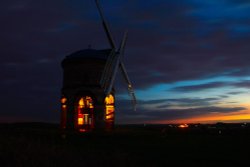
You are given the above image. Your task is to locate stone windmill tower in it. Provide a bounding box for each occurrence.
[60,0,136,133]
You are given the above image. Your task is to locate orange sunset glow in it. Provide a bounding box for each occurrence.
[157,109,250,124]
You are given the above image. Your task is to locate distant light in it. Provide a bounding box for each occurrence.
[178,124,189,128]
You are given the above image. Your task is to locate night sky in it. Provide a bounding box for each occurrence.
[1,0,250,124]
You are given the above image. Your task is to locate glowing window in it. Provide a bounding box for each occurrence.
[78,117,84,125]
[86,96,94,108]
[77,96,94,128]
[105,94,114,105]
[61,97,67,111]
[61,97,67,104]
[79,98,84,108]
[105,94,115,120]
[84,114,89,124]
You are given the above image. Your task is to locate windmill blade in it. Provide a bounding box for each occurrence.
[100,49,116,87]
[104,53,121,95]
[117,31,137,111]
[118,30,128,54]
[119,62,137,111]
[105,31,128,96]
[95,0,116,49]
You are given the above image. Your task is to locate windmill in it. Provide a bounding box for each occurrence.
[95,0,137,110]
[60,0,136,133]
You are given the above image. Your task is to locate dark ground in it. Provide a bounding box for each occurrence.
[1,123,250,167]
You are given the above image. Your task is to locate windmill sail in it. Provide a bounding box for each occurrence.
[95,0,117,91]
[120,62,137,111]
[95,0,116,49]
[95,0,137,110]
[105,31,128,95]
[99,49,116,87]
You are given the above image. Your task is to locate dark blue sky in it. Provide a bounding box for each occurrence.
[1,0,250,124]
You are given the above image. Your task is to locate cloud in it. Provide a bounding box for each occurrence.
[121,0,250,89]
[116,102,247,124]
[172,82,228,92]
[227,91,245,95]
[117,97,222,110]
[169,80,250,93]
[231,80,250,89]
[158,97,221,108]
[116,96,229,120]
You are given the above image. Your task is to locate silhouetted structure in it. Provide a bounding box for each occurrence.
[60,0,136,133]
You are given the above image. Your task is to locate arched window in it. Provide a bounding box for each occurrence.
[77,96,94,131]
[105,94,115,121]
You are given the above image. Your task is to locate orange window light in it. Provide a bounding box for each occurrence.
[78,117,84,125]
[79,98,84,108]
[105,94,114,105]
[105,94,115,120]
[61,97,67,104]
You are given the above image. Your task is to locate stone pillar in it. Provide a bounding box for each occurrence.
[93,94,105,131]
[61,91,76,132]
[67,96,75,131]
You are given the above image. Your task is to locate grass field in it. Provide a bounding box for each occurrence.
[1,123,250,167]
